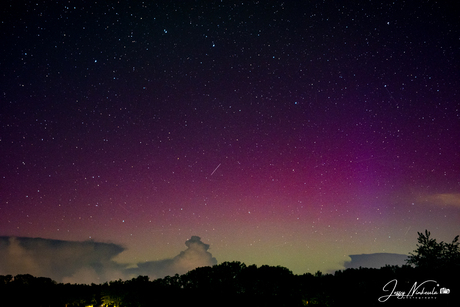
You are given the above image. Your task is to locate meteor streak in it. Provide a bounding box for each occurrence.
[210,163,221,176]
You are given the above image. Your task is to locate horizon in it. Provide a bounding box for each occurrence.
[0,233,420,284]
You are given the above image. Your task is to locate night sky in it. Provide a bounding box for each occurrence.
[1,0,459,282]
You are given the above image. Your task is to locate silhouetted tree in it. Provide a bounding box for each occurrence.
[0,275,13,285]
[101,279,126,307]
[406,230,460,269]
[122,276,151,307]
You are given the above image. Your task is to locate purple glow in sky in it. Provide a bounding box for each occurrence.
[1,0,459,283]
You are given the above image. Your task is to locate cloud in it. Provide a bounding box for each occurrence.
[344,253,408,269]
[423,193,460,208]
[0,235,217,284]
[130,236,217,279]
[0,236,127,284]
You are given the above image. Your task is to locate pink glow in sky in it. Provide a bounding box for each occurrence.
[1,1,459,283]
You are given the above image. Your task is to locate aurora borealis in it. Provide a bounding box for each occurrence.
[1,1,459,283]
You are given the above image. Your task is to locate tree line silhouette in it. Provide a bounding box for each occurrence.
[1,230,458,307]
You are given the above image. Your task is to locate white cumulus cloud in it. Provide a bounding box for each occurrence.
[0,235,217,284]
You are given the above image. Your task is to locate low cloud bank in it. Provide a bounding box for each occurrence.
[345,253,408,269]
[0,235,217,284]
[0,236,127,284]
[424,193,460,208]
[129,236,217,279]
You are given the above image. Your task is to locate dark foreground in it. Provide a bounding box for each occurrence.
[1,262,458,307]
